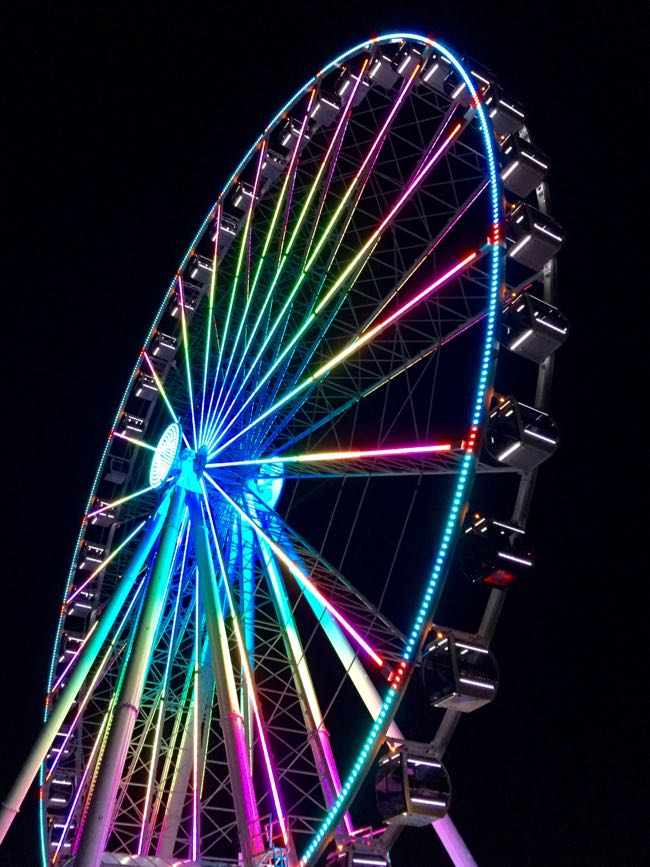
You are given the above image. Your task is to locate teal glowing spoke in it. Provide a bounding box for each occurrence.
[137,519,190,855]
[142,351,192,449]
[208,248,478,461]
[177,275,198,448]
[198,203,221,445]
[204,89,321,442]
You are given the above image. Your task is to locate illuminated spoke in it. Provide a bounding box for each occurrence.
[206,61,369,441]
[142,350,192,449]
[112,431,158,452]
[209,249,481,461]
[177,275,198,448]
[203,475,385,670]
[64,521,146,608]
[201,493,292,850]
[209,109,472,456]
[198,203,221,444]
[205,64,420,450]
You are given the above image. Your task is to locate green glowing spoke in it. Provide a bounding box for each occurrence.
[177,275,198,448]
[210,104,474,456]
[273,310,489,457]
[142,351,192,449]
[199,203,221,445]
[112,431,158,452]
[137,520,191,854]
[204,57,390,446]
[205,86,325,441]
[207,144,268,432]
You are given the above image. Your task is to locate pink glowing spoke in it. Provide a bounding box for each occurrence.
[208,442,453,471]
[51,622,99,693]
[203,474,384,668]
[210,249,479,462]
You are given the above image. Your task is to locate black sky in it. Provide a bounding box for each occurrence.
[0,1,646,865]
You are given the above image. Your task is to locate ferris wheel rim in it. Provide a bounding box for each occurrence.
[37,31,509,867]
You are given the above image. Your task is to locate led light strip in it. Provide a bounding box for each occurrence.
[299,32,502,864]
[204,475,384,668]
[201,493,290,847]
[207,442,452,471]
[205,62,369,442]
[209,250,476,461]
[205,65,422,450]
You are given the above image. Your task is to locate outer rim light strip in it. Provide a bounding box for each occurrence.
[203,474,383,668]
[299,32,503,864]
[201,491,290,847]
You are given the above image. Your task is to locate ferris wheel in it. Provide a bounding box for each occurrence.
[0,31,567,867]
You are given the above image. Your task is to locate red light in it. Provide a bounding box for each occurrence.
[484,569,517,588]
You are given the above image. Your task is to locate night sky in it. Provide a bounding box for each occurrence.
[1,1,645,865]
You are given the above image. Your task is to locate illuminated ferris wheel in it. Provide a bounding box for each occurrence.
[0,32,567,867]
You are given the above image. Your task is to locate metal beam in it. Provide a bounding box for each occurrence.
[188,492,264,866]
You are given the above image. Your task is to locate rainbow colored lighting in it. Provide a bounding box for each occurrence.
[298,34,503,865]
[205,63,419,451]
[208,249,476,461]
[205,66,367,443]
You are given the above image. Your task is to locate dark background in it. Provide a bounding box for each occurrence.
[1,1,645,864]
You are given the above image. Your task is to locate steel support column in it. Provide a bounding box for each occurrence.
[188,492,264,866]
